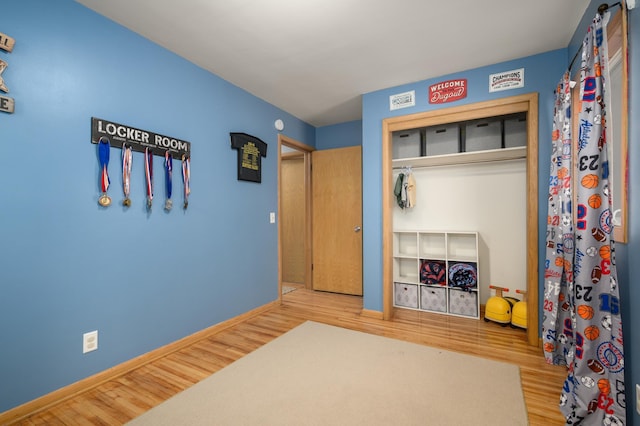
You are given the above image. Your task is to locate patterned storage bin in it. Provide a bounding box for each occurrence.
[420,286,447,312]
[394,282,418,309]
[448,289,478,317]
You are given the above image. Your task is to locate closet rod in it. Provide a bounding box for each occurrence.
[568,2,622,72]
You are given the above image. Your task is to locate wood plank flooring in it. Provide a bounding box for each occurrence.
[10,288,567,425]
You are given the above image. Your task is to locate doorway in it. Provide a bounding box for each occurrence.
[278,135,313,302]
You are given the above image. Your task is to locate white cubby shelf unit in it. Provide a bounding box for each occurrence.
[393,231,480,319]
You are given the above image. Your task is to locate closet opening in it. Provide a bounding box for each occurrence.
[381,93,540,346]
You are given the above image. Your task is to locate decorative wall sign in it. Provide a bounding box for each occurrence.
[0,94,14,113]
[90,117,191,159]
[429,79,467,104]
[230,132,267,183]
[0,59,9,93]
[489,68,524,92]
[389,90,415,111]
[0,32,15,53]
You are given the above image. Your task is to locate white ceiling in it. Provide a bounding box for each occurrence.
[75,0,590,127]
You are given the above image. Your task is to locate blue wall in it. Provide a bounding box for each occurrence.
[362,49,566,312]
[0,0,314,412]
[316,120,362,150]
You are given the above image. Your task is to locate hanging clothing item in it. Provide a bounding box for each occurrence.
[542,72,575,367]
[544,11,626,426]
[406,172,416,208]
[394,172,405,208]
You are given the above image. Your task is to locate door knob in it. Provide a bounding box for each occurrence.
[354,226,362,232]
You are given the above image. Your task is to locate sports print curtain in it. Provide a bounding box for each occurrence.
[542,11,626,425]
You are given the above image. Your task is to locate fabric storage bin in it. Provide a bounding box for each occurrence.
[394,282,418,308]
[420,286,446,312]
[425,123,459,156]
[465,119,501,152]
[392,129,422,159]
[504,116,527,148]
[448,289,478,317]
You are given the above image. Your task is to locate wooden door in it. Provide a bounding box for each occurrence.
[312,146,362,295]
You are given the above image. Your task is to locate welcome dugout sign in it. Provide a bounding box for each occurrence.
[90,117,191,159]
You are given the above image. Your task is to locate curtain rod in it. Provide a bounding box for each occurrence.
[568,2,622,72]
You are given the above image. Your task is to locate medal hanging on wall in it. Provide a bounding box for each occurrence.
[97,137,112,207]
[122,144,132,207]
[144,147,153,210]
[164,151,173,211]
[182,155,190,209]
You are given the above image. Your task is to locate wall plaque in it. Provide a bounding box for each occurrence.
[90,117,191,159]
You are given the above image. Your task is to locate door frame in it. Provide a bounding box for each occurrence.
[381,93,540,346]
[277,134,314,303]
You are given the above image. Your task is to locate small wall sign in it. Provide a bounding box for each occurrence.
[489,68,524,92]
[429,79,467,104]
[230,132,267,183]
[389,90,415,111]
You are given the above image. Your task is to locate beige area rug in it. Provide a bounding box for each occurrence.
[127,321,528,426]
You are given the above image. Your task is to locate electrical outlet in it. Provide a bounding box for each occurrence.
[83,330,98,354]
[269,212,275,223]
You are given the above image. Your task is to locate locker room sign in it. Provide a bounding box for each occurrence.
[90,117,191,159]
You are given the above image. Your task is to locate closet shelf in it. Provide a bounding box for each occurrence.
[392,146,526,169]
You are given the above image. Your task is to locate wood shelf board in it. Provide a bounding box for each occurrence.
[392,146,526,169]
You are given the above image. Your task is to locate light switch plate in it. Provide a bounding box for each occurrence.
[269,212,275,223]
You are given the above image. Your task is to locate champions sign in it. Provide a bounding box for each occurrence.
[489,68,524,92]
[428,79,467,104]
[91,117,191,159]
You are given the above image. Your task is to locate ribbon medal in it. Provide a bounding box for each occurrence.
[165,151,173,211]
[122,145,133,207]
[98,137,112,207]
[182,155,190,209]
[145,147,153,209]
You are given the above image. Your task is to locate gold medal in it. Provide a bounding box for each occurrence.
[123,198,131,207]
[98,193,112,207]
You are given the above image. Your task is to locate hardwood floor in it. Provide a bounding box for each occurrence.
[10,288,567,425]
